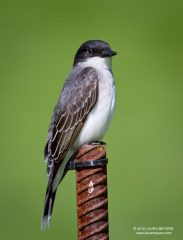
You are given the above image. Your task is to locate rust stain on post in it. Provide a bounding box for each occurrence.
[75,143,109,240]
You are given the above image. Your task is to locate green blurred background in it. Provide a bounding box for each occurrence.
[0,0,183,239]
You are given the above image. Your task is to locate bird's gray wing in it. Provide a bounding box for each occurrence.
[44,67,99,185]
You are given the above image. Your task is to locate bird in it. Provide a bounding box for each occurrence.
[41,40,117,230]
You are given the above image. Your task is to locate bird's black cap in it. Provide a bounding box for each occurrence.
[74,40,117,65]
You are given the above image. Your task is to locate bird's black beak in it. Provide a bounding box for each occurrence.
[102,49,117,57]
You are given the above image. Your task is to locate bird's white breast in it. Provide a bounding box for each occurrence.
[73,57,115,149]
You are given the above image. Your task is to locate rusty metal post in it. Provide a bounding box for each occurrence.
[75,143,109,240]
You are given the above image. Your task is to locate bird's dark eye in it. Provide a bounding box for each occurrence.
[86,49,93,54]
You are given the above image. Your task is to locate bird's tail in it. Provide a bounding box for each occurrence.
[41,186,57,230]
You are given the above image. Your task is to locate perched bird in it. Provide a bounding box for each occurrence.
[41,40,117,230]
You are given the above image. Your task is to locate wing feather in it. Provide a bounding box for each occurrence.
[44,67,99,185]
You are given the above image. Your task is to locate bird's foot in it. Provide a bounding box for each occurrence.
[90,141,106,146]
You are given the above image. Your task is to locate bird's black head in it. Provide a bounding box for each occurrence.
[73,40,117,66]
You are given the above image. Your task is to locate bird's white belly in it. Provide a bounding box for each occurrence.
[73,68,115,149]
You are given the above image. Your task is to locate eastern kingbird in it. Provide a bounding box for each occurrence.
[41,40,117,230]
